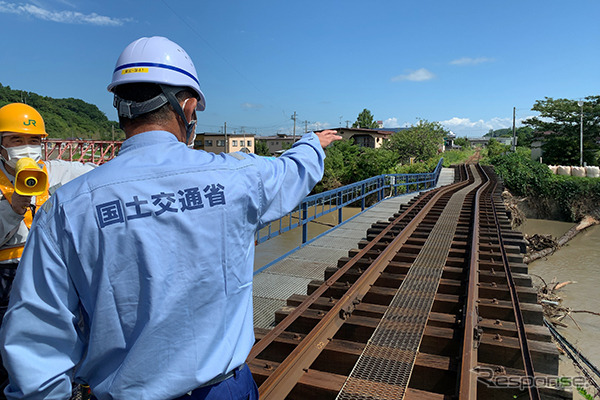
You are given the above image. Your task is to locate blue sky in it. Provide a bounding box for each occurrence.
[1,0,598,138]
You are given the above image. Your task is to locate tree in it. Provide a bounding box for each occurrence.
[0,82,124,140]
[352,109,379,129]
[354,147,399,181]
[487,138,508,158]
[313,139,361,192]
[254,139,270,156]
[385,119,446,163]
[515,126,534,148]
[454,136,471,148]
[523,96,600,165]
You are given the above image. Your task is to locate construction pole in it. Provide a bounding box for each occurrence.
[512,107,516,152]
[291,111,297,142]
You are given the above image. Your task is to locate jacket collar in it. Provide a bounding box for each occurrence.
[119,131,180,154]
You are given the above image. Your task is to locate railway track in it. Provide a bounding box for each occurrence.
[248,164,569,400]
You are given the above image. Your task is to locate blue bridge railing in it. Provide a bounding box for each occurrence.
[255,158,443,248]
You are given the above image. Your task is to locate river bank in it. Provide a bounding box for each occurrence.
[518,219,600,398]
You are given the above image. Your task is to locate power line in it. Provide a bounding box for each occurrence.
[159,0,286,118]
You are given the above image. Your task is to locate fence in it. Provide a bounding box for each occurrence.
[255,158,443,248]
[43,139,123,165]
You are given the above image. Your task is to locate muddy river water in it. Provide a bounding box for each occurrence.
[518,219,599,397]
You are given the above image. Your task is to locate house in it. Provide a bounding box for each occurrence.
[195,132,255,154]
[255,134,300,155]
[333,127,408,148]
[443,131,456,151]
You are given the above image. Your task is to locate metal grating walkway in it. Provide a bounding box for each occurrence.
[253,168,456,330]
[336,165,480,400]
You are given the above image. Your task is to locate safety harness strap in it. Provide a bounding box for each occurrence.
[0,164,50,261]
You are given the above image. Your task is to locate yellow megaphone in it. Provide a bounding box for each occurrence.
[14,157,48,196]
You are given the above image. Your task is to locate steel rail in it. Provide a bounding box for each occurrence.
[459,164,491,399]
[252,165,473,400]
[248,165,468,363]
[487,169,541,400]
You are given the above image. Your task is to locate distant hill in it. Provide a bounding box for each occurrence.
[0,83,124,140]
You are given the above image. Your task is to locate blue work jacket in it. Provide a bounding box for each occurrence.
[0,131,325,400]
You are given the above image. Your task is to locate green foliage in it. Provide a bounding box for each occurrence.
[392,158,440,174]
[441,148,475,166]
[515,146,531,159]
[489,152,553,196]
[487,138,508,158]
[548,174,600,220]
[454,136,471,148]
[541,134,581,165]
[385,119,446,163]
[523,96,600,165]
[516,126,534,147]
[254,139,270,156]
[0,83,124,140]
[490,151,600,221]
[313,139,362,192]
[352,108,379,129]
[353,147,399,181]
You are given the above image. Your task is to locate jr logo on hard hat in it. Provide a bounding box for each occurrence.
[23,119,37,126]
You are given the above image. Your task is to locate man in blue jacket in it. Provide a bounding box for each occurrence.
[0,36,341,400]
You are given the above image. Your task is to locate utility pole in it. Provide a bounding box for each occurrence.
[345,120,351,128]
[111,125,115,141]
[240,126,246,151]
[511,107,516,152]
[291,111,297,142]
[224,122,228,153]
[303,120,309,134]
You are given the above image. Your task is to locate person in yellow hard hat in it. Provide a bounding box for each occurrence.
[0,102,96,398]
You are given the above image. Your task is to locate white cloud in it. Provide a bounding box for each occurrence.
[391,68,435,82]
[309,122,330,131]
[439,116,533,137]
[383,118,399,128]
[241,102,263,110]
[450,57,494,66]
[0,1,129,25]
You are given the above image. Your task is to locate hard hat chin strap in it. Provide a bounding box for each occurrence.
[114,93,169,119]
[113,84,197,144]
[159,84,196,145]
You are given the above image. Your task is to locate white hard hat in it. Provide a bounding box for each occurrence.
[107,36,205,111]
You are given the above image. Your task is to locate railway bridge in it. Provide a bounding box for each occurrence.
[41,140,580,399]
[251,164,571,400]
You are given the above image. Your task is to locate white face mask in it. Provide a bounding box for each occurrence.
[182,98,198,149]
[1,144,42,169]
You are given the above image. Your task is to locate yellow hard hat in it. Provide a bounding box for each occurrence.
[0,103,48,137]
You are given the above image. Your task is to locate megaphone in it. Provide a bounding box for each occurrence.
[14,157,48,196]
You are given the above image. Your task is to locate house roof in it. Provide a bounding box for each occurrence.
[256,135,299,141]
[198,132,255,137]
